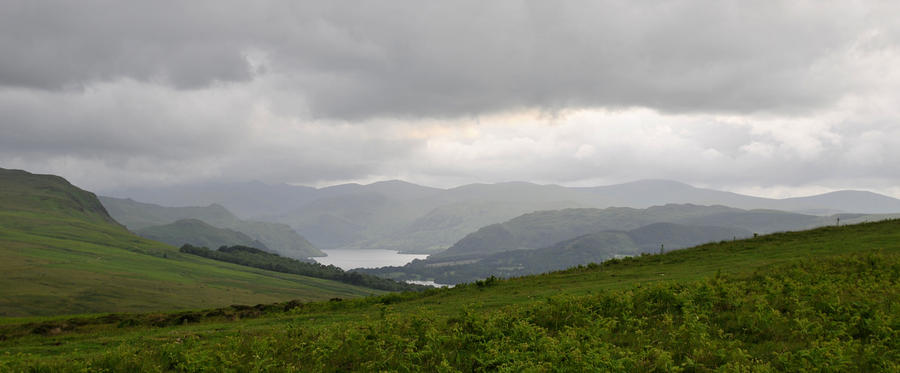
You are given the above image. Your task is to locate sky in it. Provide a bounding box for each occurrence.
[2,1,899,198]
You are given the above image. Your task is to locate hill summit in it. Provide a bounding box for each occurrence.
[0,167,118,225]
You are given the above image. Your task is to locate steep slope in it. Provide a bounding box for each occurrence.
[100,196,323,258]
[0,168,382,316]
[99,197,241,229]
[234,220,322,258]
[0,168,119,225]
[135,219,269,250]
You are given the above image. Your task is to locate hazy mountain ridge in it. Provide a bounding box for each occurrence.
[341,200,585,254]
[429,204,743,261]
[359,221,753,284]
[100,197,240,230]
[431,204,849,263]
[100,196,324,258]
[135,219,270,251]
[355,204,859,284]
[101,179,900,255]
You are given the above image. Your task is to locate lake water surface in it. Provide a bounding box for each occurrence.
[314,249,428,270]
[406,280,453,288]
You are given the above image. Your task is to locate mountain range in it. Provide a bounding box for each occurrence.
[359,220,752,284]
[102,179,900,254]
[358,204,866,284]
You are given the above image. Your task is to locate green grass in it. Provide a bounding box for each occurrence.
[0,168,384,317]
[0,210,384,316]
[1,220,898,371]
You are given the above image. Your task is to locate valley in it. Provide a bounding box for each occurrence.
[2,167,899,371]
[5,4,898,370]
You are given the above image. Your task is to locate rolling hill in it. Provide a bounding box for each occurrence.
[134,219,269,251]
[362,222,751,284]
[2,219,897,370]
[100,196,324,259]
[0,168,382,317]
[429,204,833,262]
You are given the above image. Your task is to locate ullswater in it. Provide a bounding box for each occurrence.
[314,249,428,270]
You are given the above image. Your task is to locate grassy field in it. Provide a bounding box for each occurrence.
[0,168,383,317]
[1,219,897,371]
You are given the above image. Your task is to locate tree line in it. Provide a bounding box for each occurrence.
[179,244,427,292]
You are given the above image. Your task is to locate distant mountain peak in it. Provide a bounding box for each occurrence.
[618,179,696,189]
[811,190,884,197]
[367,179,416,186]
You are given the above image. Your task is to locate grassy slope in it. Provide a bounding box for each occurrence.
[0,168,382,317]
[135,218,269,251]
[1,219,898,370]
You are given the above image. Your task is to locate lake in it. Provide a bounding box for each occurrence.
[406,280,453,288]
[314,249,428,270]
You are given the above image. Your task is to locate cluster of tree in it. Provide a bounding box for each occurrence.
[179,244,427,292]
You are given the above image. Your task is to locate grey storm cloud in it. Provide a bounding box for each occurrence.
[2,1,896,118]
[2,1,899,196]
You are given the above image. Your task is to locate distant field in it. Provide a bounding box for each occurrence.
[2,220,898,371]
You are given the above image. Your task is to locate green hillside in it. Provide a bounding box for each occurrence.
[1,219,898,371]
[627,222,752,251]
[430,205,833,261]
[0,168,119,226]
[0,168,382,317]
[135,219,270,251]
[100,196,324,258]
[362,222,751,284]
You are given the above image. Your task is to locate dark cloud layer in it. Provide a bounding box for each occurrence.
[1,1,899,196]
[3,1,895,118]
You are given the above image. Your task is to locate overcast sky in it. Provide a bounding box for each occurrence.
[2,1,899,198]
